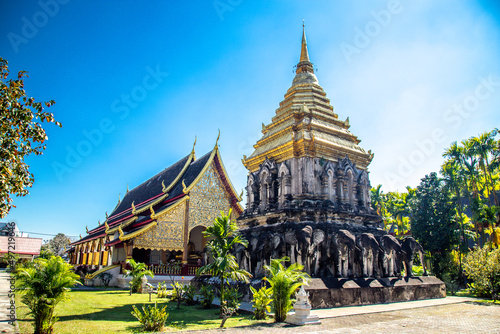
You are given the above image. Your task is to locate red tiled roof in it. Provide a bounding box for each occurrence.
[0,236,42,255]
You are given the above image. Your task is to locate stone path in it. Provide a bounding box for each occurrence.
[188,298,500,334]
[0,271,16,333]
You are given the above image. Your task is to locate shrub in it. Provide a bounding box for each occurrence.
[96,272,113,287]
[184,284,197,306]
[157,281,169,298]
[15,256,81,334]
[263,257,310,323]
[250,286,273,320]
[220,286,242,328]
[463,247,500,299]
[131,302,169,332]
[171,282,186,308]
[199,285,215,309]
[125,259,154,293]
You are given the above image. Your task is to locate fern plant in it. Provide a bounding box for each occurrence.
[250,286,273,320]
[131,302,169,332]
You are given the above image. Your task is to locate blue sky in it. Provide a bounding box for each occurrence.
[1,0,500,240]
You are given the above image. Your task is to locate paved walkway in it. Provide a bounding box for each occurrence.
[190,297,500,334]
[0,271,16,333]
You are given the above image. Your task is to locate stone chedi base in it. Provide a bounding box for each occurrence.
[286,285,321,325]
[305,276,446,309]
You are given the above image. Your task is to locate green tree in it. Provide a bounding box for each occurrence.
[0,58,61,218]
[15,256,80,334]
[263,257,310,323]
[125,259,154,293]
[197,210,251,327]
[45,233,71,257]
[409,173,459,278]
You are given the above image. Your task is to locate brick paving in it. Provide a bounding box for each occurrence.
[186,302,500,334]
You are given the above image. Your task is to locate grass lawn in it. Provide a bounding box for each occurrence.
[15,289,271,333]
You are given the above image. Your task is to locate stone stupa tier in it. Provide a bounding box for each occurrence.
[242,26,373,173]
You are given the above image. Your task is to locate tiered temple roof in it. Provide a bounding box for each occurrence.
[242,25,373,173]
[72,142,242,249]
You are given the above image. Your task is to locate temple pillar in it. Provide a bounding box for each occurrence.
[182,198,190,264]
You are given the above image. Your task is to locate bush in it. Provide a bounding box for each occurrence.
[263,257,310,323]
[220,287,242,328]
[463,247,500,299]
[171,282,186,308]
[157,281,169,298]
[250,286,272,320]
[15,256,81,334]
[199,285,215,309]
[96,272,113,287]
[131,302,169,332]
[184,284,197,306]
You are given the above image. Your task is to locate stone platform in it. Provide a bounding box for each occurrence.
[306,276,446,309]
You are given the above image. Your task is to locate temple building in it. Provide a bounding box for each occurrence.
[239,25,379,227]
[69,138,242,279]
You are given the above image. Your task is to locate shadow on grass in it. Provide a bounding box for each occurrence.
[19,296,257,332]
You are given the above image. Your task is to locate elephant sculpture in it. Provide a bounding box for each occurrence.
[310,229,325,276]
[297,226,313,273]
[331,229,356,278]
[379,235,402,277]
[249,236,260,275]
[233,243,248,272]
[270,232,283,260]
[284,229,299,264]
[356,233,380,278]
[401,236,427,277]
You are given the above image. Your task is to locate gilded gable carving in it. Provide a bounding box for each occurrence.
[189,163,232,230]
[133,201,185,251]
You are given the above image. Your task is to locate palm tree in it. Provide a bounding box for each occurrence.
[370,184,384,216]
[15,256,81,334]
[197,210,251,322]
[263,257,310,323]
[471,130,499,207]
[125,259,154,293]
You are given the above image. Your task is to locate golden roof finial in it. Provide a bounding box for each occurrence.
[98,220,101,226]
[79,234,82,239]
[214,129,220,149]
[162,180,168,193]
[105,221,109,233]
[105,211,108,219]
[191,136,197,155]
[182,179,188,194]
[150,205,156,219]
[239,189,244,200]
[118,225,124,240]
[131,201,136,215]
[300,20,310,63]
[86,226,89,234]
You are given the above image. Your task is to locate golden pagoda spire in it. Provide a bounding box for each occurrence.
[295,21,315,76]
[300,20,310,63]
